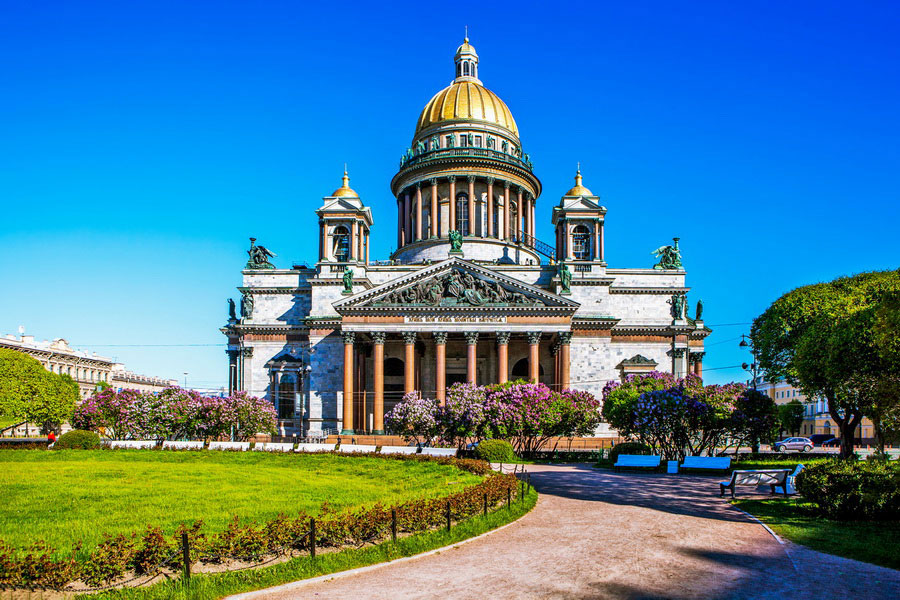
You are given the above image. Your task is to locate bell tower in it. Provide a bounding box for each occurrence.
[315,170,373,273]
[551,169,607,264]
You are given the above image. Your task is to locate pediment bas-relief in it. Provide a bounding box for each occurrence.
[369,268,545,307]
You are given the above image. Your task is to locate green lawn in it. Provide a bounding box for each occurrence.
[731,456,834,472]
[733,498,900,570]
[0,450,481,554]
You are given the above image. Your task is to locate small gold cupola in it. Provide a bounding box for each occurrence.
[565,168,594,197]
[331,169,359,198]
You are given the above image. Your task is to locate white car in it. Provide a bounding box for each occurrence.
[774,437,813,452]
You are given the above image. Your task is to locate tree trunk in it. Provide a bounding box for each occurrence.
[827,392,862,460]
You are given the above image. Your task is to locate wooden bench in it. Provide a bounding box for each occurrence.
[613,454,661,472]
[720,469,790,498]
[681,456,732,472]
[421,447,457,457]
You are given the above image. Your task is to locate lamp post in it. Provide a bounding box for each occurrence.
[739,335,760,389]
[183,372,188,389]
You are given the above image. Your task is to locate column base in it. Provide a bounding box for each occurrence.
[371,429,385,435]
[448,250,464,256]
[340,428,355,435]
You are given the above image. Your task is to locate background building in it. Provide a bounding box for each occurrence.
[223,39,710,437]
[0,330,177,399]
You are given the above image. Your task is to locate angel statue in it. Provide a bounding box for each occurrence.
[652,237,683,270]
[227,298,237,321]
[670,294,687,321]
[246,237,276,269]
[558,262,572,294]
[342,268,354,294]
[449,230,463,253]
[696,299,704,321]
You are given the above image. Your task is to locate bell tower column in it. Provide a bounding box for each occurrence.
[430,179,439,238]
[486,177,495,238]
[448,176,457,233]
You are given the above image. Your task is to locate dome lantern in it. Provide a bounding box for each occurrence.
[454,37,480,83]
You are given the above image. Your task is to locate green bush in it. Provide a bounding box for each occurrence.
[54,430,101,450]
[796,460,900,520]
[475,439,518,463]
[609,441,652,464]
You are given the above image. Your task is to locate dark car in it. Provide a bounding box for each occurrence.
[821,437,841,448]
[809,434,837,446]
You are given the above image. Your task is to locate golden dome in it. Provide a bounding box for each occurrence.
[565,169,593,196]
[332,170,358,197]
[416,80,518,137]
[455,37,478,58]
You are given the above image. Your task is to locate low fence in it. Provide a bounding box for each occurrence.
[0,455,532,594]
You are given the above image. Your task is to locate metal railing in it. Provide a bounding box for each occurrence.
[400,147,534,171]
[516,230,556,261]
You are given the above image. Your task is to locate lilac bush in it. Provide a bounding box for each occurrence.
[72,387,276,441]
[384,392,442,446]
[442,383,487,449]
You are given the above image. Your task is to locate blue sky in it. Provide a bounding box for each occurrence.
[1,1,898,388]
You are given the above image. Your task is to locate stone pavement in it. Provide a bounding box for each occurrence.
[233,464,900,600]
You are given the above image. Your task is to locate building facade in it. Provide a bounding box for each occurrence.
[0,332,177,399]
[222,39,710,436]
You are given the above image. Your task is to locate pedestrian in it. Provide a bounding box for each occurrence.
[47,431,56,447]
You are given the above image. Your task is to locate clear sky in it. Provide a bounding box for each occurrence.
[1,0,898,389]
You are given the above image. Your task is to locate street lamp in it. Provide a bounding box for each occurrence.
[739,335,760,389]
[183,372,188,389]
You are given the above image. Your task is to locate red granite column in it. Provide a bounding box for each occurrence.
[527,332,540,383]
[434,332,447,405]
[465,332,478,384]
[430,178,439,238]
[341,331,355,435]
[403,332,416,394]
[497,332,510,384]
[372,332,385,434]
[559,332,572,389]
[449,176,457,232]
[467,176,476,236]
[415,184,423,241]
[486,177,495,238]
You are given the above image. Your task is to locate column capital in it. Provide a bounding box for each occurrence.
[433,332,448,344]
[503,180,511,189]
[447,175,457,183]
[429,177,438,186]
[371,332,386,345]
[341,331,355,345]
[464,331,479,344]
[516,186,524,195]
[402,331,417,344]
[670,348,686,358]
[496,332,511,345]
[467,175,476,183]
[486,176,495,185]
[415,181,422,189]
[689,351,706,363]
[241,347,253,357]
[526,331,542,345]
[558,331,573,345]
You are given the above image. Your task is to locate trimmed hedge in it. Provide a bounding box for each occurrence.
[796,460,900,520]
[609,441,652,464]
[475,439,518,463]
[53,430,101,450]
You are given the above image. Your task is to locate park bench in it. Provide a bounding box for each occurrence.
[252,442,294,452]
[294,443,335,453]
[772,464,804,495]
[613,454,661,472]
[379,445,419,455]
[719,469,790,498]
[680,456,732,472]
[106,440,156,450]
[421,447,457,457]
[208,441,250,451]
[337,444,379,453]
[162,440,203,451]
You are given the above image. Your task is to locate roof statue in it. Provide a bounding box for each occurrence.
[227,298,237,321]
[696,299,704,321]
[342,268,354,295]
[240,292,254,319]
[652,237,683,270]
[449,230,463,253]
[558,262,572,294]
[246,237,276,269]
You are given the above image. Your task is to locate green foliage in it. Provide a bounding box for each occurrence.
[795,460,900,520]
[608,441,652,464]
[601,371,678,433]
[54,430,101,450]
[733,389,778,451]
[777,400,805,436]
[474,439,517,463]
[0,349,77,431]
[751,269,900,458]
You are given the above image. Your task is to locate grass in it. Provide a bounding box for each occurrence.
[0,450,481,554]
[731,456,834,472]
[733,498,900,570]
[82,487,539,600]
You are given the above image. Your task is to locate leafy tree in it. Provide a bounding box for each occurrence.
[777,400,805,437]
[752,270,900,459]
[732,389,778,453]
[601,371,679,439]
[0,349,77,434]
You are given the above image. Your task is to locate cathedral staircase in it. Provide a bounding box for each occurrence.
[516,230,556,263]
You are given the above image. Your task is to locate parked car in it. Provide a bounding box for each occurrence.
[821,437,841,448]
[809,434,837,446]
[773,437,813,452]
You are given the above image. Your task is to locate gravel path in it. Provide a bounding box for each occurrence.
[233,464,900,600]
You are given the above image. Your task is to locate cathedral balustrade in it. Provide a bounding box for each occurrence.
[399,146,533,172]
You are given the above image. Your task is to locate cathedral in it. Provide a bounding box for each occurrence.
[222,39,710,436]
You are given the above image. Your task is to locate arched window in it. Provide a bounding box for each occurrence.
[463,62,470,76]
[333,226,350,262]
[278,374,296,419]
[572,225,592,260]
[456,193,469,235]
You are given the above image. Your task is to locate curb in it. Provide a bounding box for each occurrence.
[226,495,539,600]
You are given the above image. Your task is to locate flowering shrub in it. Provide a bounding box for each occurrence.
[384,392,441,446]
[72,387,276,441]
[386,381,601,456]
[0,455,520,590]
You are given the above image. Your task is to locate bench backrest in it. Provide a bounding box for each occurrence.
[162,441,204,451]
[731,469,788,486]
[109,440,156,450]
[208,441,250,451]
[294,443,335,453]
[615,454,661,467]
[682,456,731,470]
[253,442,294,452]
[421,447,457,457]
[379,446,419,455]
[337,444,379,454]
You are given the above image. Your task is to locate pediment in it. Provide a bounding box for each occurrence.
[333,258,579,314]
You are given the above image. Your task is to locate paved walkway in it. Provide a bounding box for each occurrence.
[236,464,900,600]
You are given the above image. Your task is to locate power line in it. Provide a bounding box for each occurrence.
[705,322,752,327]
